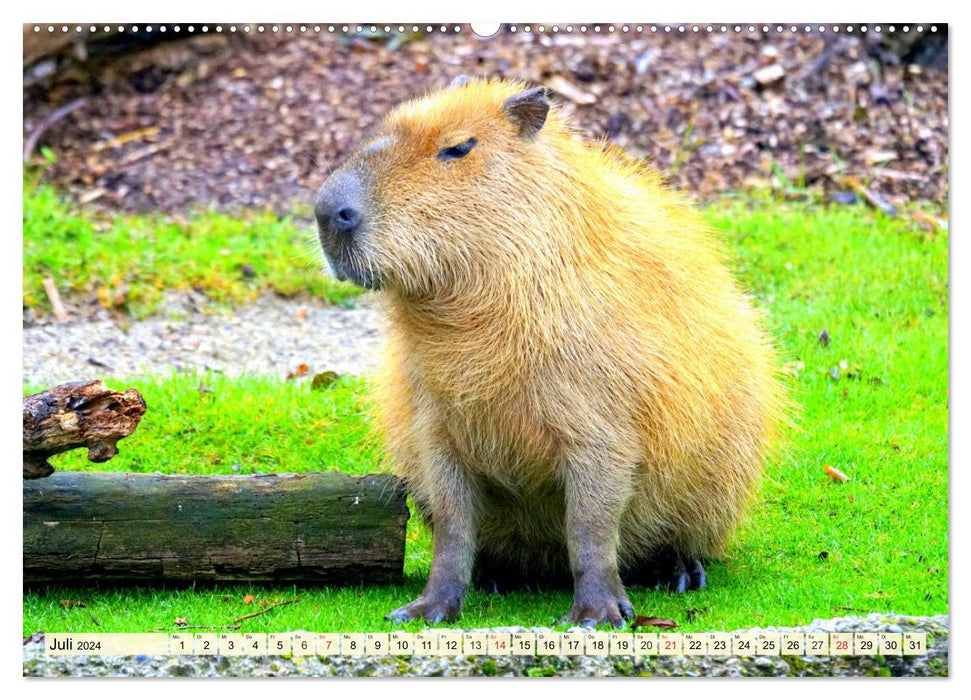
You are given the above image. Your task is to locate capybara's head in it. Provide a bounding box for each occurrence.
[315,78,560,295]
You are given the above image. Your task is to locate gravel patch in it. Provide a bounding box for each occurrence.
[22,292,384,388]
[22,614,948,677]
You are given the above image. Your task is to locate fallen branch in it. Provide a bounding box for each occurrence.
[118,141,171,167]
[23,98,87,162]
[91,126,160,153]
[22,380,146,479]
[842,176,897,217]
[42,277,68,322]
[156,624,242,631]
[233,598,300,624]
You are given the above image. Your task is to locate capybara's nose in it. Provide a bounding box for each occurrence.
[316,172,366,239]
[315,198,362,238]
[332,206,362,236]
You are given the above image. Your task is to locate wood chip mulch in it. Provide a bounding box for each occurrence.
[22,26,948,215]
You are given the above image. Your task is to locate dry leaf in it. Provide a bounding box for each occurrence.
[824,464,851,483]
[753,63,786,86]
[243,594,257,605]
[78,188,106,204]
[782,360,805,379]
[632,616,678,630]
[864,150,898,166]
[911,211,948,232]
[286,363,310,381]
[547,75,597,105]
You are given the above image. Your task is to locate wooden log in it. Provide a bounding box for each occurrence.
[23,381,147,479]
[23,471,409,586]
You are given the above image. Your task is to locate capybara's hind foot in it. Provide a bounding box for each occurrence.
[624,548,707,593]
[666,553,706,593]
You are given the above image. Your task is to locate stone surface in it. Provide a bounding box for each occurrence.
[22,614,949,677]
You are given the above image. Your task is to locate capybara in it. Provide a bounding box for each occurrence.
[314,77,784,626]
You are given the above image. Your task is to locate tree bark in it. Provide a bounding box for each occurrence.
[24,471,409,586]
[23,381,146,479]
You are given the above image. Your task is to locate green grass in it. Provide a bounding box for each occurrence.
[23,181,360,318]
[23,373,379,477]
[22,195,948,636]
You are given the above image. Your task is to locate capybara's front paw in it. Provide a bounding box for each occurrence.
[385,593,463,624]
[562,587,635,628]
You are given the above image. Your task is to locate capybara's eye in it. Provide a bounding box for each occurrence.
[437,137,477,161]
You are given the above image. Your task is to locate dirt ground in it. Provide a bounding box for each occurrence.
[23,25,948,216]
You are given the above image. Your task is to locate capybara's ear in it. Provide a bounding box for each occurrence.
[504,86,551,138]
[449,74,471,89]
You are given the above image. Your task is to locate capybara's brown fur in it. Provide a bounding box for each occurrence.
[314,78,785,626]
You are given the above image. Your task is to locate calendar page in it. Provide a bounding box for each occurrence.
[20,7,950,680]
